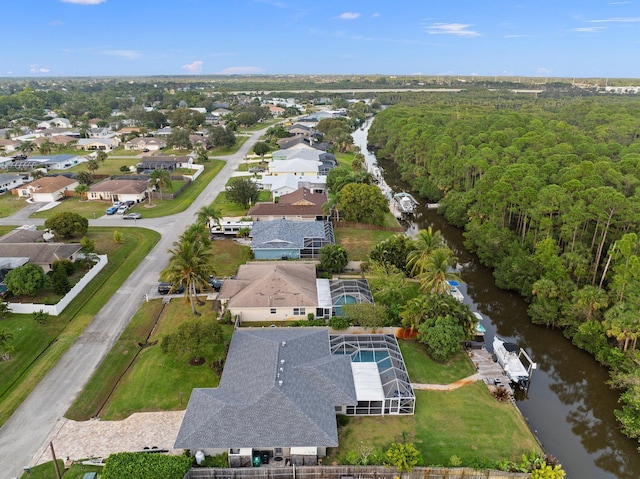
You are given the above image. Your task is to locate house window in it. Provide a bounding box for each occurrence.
[293,308,305,316]
[270,308,277,314]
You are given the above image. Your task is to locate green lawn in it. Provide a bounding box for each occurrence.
[20,460,103,479]
[29,197,112,219]
[210,239,251,277]
[335,151,356,168]
[0,227,161,428]
[209,135,249,157]
[399,340,476,384]
[0,194,30,218]
[68,299,233,421]
[211,187,270,217]
[334,227,399,260]
[49,157,138,176]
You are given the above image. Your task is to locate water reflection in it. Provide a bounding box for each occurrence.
[352,123,640,478]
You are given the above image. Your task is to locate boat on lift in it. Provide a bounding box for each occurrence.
[473,312,486,338]
[393,192,419,216]
[447,280,464,302]
[493,335,536,388]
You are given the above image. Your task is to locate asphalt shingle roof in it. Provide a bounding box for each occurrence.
[174,328,357,450]
[250,219,330,250]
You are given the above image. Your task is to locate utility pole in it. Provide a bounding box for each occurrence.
[50,442,62,479]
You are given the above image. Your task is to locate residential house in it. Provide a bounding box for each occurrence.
[268,105,285,116]
[136,155,193,173]
[76,138,119,151]
[267,158,321,177]
[174,328,357,462]
[259,175,326,199]
[24,154,85,170]
[0,139,20,154]
[124,137,166,151]
[250,218,334,260]
[286,124,312,137]
[248,187,326,222]
[277,136,330,151]
[0,242,82,273]
[37,118,72,129]
[16,176,79,202]
[33,135,78,149]
[0,174,24,192]
[271,148,336,175]
[87,178,149,203]
[218,262,332,321]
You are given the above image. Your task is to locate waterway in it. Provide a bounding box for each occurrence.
[353,121,640,479]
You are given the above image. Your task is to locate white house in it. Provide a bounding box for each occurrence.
[267,158,321,177]
[87,178,149,203]
[0,173,24,192]
[124,137,166,151]
[16,176,79,202]
[76,138,119,151]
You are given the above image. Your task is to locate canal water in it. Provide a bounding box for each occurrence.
[353,122,640,479]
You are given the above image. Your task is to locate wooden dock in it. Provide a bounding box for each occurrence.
[466,346,514,396]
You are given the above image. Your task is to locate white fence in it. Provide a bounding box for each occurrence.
[8,254,108,316]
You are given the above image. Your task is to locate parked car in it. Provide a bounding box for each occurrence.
[116,205,129,215]
[157,282,185,295]
[123,212,141,220]
[124,200,135,207]
[105,205,118,215]
[208,277,224,291]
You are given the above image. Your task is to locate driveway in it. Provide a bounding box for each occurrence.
[0,127,268,478]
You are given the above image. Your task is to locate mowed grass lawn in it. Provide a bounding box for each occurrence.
[332,385,539,466]
[0,227,160,429]
[334,227,399,260]
[210,238,251,277]
[0,194,30,218]
[68,299,233,421]
[330,341,540,466]
[400,341,476,384]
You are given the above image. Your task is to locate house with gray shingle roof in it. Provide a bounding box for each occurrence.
[250,218,334,260]
[174,328,357,462]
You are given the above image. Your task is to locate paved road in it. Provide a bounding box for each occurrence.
[0,128,267,478]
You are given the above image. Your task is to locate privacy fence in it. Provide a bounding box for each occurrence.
[184,466,530,479]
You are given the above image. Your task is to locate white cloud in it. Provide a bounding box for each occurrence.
[573,27,605,32]
[104,50,141,60]
[504,34,527,38]
[371,12,380,18]
[537,67,551,75]
[60,0,107,4]
[219,66,263,75]
[181,60,203,74]
[337,12,360,20]
[588,17,640,23]
[426,23,481,37]
[30,67,51,73]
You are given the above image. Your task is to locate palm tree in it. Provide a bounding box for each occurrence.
[406,227,446,277]
[162,239,216,315]
[76,171,93,186]
[31,169,46,180]
[38,139,54,155]
[86,158,99,177]
[18,140,35,155]
[149,169,172,201]
[96,150,108,166]
[416,248,461,295]
[75,184,89,198]
[195,205,222,230]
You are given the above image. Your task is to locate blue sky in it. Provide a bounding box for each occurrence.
[3,0,640,78]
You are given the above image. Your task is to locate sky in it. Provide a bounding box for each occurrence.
[2,0,640,79]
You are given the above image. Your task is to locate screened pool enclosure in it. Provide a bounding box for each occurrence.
[330,334,415,416]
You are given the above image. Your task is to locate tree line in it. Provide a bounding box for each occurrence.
[367,94,640,446]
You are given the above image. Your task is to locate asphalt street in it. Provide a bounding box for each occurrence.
[0,127,267,478]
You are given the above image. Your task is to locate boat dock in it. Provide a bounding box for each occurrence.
[466,346,514,396]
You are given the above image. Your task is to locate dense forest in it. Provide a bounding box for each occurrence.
[368,93,640,446]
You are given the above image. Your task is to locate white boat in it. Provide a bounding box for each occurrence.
[473,312,486,337]
[493,335,536,387]
[447,280,464,302]
[393,192,418,215]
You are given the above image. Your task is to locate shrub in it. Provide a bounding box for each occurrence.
[102,452,193,479]
[328,316,350,330]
